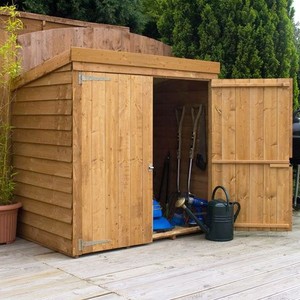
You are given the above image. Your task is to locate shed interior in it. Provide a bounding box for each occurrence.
[153,78,209,227]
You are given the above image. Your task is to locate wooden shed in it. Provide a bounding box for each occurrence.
[11,46,293,257]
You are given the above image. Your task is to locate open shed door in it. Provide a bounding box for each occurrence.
[76,72,153,254]
[210,79,292,230]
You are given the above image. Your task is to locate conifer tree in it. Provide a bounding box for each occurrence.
[232,1,262,78]
[155,0,299,106]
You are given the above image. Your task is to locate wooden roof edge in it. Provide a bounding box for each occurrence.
[13,46,220,90]
[12,50,71,90]
[70,47,221,75]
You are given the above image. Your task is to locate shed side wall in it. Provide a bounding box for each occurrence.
[12,64,74,255]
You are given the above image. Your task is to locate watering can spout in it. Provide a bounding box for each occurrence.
[175,197,210,234]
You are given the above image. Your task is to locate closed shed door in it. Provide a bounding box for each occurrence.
[77,72,153,254]
[210,79,292,230]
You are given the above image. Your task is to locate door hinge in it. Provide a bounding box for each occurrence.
[78,239,111,251]
[78,73,111,84]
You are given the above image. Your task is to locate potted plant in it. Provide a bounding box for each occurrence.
[0,5,23,244]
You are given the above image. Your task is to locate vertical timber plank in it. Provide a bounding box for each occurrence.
[91,74,107,250]
[81,73,93,252]
[249,81,264,228]
[276,82,292,229]
[105,73,119,249]
[264,83,278,160]
[221,83,236,199]
[72,70,83,256]
[277,82,291,161]
[118,74,131,247]
[249,165,264,228]
[235,84,250,224]
[142,76,153,243]
[250,81,264,161]
[130,76,144,245]
[263,85,278,229]
[236,84,250,160]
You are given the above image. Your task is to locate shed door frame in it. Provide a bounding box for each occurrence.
[210,78,292,230]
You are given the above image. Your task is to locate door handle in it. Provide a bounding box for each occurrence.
[148,164,154,172]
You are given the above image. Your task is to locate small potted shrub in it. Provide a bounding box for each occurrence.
[0,5,22,244]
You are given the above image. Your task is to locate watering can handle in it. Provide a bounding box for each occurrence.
[232,201,241,222]
[211,185,230,204]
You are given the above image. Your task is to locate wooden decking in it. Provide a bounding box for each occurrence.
[1,211,300,299]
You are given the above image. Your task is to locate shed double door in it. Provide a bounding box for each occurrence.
[77,72,153,254]
[210,79,292,230]
[76,74,292,254]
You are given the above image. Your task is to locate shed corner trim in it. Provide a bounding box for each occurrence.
[12,49,72,90]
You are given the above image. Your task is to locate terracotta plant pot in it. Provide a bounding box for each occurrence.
[0,202,22,244]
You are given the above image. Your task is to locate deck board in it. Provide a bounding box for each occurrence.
[1,211,300,299]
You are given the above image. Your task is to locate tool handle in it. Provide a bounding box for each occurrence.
[189,105,203,159]
[176,106,186,160]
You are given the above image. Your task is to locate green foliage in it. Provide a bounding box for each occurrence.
[19,0,146,33]
[171,0,200,58]
[154,0,299,107]
[232,3,263,78]
[141,0,166,39]
[0,124,15,205]
[0,5,22,84]
[294,20,300,108]
[155,0,175,45]
[0,5,22,205]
